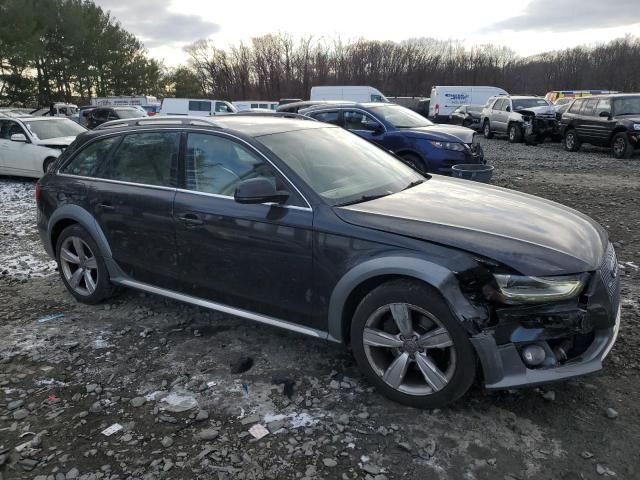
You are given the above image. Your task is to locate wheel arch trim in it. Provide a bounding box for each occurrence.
[327,256,484,343]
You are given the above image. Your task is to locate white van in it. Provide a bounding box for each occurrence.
[429,86,508,122]
[159,98,238,116]
[310,86,388,103]
[233,101,279,111]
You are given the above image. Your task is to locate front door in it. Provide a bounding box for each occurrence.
[90,130,180,287]
[173,131,313,324]
[0,120,40,177]
[342,110,391,148]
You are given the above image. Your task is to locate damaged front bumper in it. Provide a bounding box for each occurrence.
[471,243,621,389]
[522,114,559,141]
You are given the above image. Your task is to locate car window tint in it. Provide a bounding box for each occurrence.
[189,100,211,112]
[313,111,341,125]
[500,100,511,111]
[61,136,120,177]
[343,111,380,131]
[105,132,179,186]
[493,99,504,110]
[0,120,26,139]
[568,99,583,113]
[595,99,611,116]
[581,99,598,116]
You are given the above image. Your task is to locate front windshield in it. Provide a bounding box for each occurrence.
[115,108,143,119]
[512,98,551,110]
[368,104,434,128]
[613,97,640,115]
[257,127,424,206]
[24,119,86,140]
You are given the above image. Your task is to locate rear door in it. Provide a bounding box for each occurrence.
[173,131,313,324]
[90,130,181,287]
[575,98,599,143]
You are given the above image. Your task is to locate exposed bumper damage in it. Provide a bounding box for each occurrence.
[467,243,621,389]
[517,109,559,144]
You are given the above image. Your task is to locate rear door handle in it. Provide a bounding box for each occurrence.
[178,212,204,226]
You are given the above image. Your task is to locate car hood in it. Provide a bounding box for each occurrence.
[402,124,475,143]
[334,176,608,276]
[514,105,555,116]
[614,114,640,122]
[35,136,77,147]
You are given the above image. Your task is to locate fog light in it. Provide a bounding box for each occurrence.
[521,345,546,367]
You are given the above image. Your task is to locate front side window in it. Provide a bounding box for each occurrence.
[492,99,504,110]
[215,101,236,113]
[185,133,286,198]
[312,111,341,126]
[0,120,26,139]
[568,99,584,113]
[343,111,381,131]
[500,100,511,111]
[581,99,598,116]
[258,126,423,206]
[189,100,212,112]
[104,132,179,186]
[61,136,120,177]
[595,99,611,117]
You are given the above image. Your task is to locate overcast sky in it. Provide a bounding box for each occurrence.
[95,0,640,67]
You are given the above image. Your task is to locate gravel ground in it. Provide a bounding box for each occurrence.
[0,137,639,480]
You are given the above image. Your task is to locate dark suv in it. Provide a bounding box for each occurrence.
[87,107,143,129]
[37,116,620,408]
[300,103,484,174]
[560,94,640,158]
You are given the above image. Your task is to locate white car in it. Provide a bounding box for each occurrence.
[0,116,86,178]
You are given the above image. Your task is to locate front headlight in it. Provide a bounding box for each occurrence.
[430,141,465,151]
[492,273,586,304]
[633,123,640,131]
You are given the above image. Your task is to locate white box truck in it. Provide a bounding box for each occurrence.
[91,96,158,107]
[310,86,388,103]
[159,98,238,116]
[429,86,508,122]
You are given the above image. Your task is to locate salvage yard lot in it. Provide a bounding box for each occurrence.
[1,138,639,480]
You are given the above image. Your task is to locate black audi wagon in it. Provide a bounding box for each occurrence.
[36,115,621,407]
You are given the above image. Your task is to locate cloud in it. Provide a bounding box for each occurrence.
[94,0,220,47]
[488,0,640,32]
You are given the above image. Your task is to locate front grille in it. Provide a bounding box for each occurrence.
[599,242,621,308]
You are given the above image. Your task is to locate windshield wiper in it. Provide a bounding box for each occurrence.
[335,193,392,207]
[402,179,425,191]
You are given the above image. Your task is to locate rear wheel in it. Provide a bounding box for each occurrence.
[612,132,633,159]
[508,123,523,143]
[350,280,476,408]
[56,224,113,304]
[400,153,426,173]
[483,120,493,139]
[564,129,581,152]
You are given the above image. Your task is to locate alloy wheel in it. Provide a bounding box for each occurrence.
[59,236,99,296]
[566,133,575,149]
[362,303,457,396]
[613,137,626,157]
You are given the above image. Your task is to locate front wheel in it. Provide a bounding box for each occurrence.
[350,280,476,408]
[508,123,523,143]
[56,224,113,304]
[400,153,426,174]
[612,132,633,159]
[483,121,493,139]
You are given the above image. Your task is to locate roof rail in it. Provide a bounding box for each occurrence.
[95,115,225,130]
[233,111,317,121]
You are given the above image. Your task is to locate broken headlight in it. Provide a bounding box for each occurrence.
[492,273,586,304]
[430,141,466,152]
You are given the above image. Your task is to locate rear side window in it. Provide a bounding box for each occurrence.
[104,132,179,186]
[312,111,341,125]
[189,100,211,112]
[581,99,598,116]
[61,136,120,177]
[595,99,611,117]
[568,99,583,113]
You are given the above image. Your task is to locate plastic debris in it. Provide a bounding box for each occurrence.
[37,313,65,323]
[160,391,198,413]
[248,424,269,440]
[101,423,123,436]
[242,383,249,398]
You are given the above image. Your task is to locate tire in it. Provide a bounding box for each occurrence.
[482,120,493,139]
[55,224,113,304]
[612,132,633,159]
[508,123,523,143]
[350,279,476,408]
[43,157,56,174]
[564,129,581,152]
[400,153,426,174]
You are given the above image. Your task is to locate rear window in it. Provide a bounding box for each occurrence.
[189,100,212,112]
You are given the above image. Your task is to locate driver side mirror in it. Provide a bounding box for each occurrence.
[365,121,384,133]
[599,111,611,118]
[10,133,27,143]
[505,106,511,112]
[234,177,290,205]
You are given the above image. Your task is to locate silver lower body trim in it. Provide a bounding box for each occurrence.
[117,279,332,341]
[601,305,621,360]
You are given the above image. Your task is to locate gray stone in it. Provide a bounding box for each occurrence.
[196,428,219,441]
[7,399,24,410]
[542,391,556,401]
[336,414,349,425]
[605,407,618,419]
[161,436,174,448]
[13,408,28,420]
[89,401,103,413]
[362,464,381,475]
[86,384,98,393]
[195,410,209,421]
[66,468,79,479]
[130,397,146,408]
[268,420,286,433]
[240,414,261,425]
[323,458,337,467]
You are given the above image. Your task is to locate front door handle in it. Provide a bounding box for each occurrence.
[98,202,115,211]
[178,212,204,227]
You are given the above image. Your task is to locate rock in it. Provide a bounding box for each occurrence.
[161,436,174,448]
[89,401,103,414]
[605,407,618,419]
[268,420,286,433]
[195,410,209,421]
[66,467,79,479]
[86,383,98,393]
[336,414,350,425]
[542,391,556,401]
[160,391,198,413]
[130,397,146,408]
[7,399,24,410]
[196,428,219,441]
[240,414,261,425]
[581,451,594,459]
[13,408,29,420]
[362,464,381,475]
[329,380,340,390]
[323,458,338,467]
[397,442,412,452]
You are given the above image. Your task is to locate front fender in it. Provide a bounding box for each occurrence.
[327,256,486,343]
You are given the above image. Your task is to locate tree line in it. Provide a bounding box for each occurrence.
[1,0,639,107]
